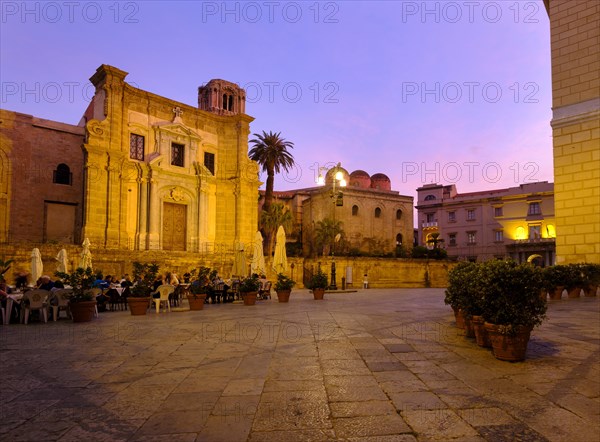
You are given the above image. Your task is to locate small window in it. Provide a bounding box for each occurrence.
[426,213,435,223]
[396,233,403,245]
[494,207,503,217]
[528,202,541,215]
[396,209,402,220]
[130,134,145,160]
[374,207,382,218]
[448,233,456,246]
[448,211,456,222]
[352,205,359,216]
[171,143,185,167]
[529,224,541,239]
[424,194,436,201]
[467,232,476,244]
[204,152,215,175]
[53,163,72,185]
[467,209,475,221]
[494,230,504,242]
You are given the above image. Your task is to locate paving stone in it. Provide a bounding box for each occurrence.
[252,390,331,431]
[333,414,412,438]
[476,424,549,441]
[329,400,397,418]
[457,407,518,426]
[390,391,448,412]
[402,409,479,439]
[385,344,415,353]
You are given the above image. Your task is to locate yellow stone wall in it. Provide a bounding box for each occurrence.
[81,65,259,253]
[548,0,600,263]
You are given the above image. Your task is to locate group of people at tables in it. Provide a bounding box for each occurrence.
[0,274,69,322]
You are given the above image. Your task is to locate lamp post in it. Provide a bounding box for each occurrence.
[316,163,346,290]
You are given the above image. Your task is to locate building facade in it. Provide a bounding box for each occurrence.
[416,182,556,265]
[1,65,260,255]
[545,0,600,264]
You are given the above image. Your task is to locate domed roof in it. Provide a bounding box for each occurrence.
[370,173,391,191]
[349,170,371,189]
[325,165,350,186]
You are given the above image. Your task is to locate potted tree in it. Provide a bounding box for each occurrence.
[480,260,547,361]
[128,262,160,315]
[543,265,567,300]
[307,269,328,300]
[444,261,477,330]
[274,273,295,303]
[54,267,96,323]
[239,275,261,305]
[565,263,585,298]
[188,266,209,310]
[582,263,600,297]
[457,264,490,346]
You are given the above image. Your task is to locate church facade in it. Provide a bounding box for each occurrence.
[0,65,260,256]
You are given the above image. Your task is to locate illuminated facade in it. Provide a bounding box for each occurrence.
[416,182,555,264]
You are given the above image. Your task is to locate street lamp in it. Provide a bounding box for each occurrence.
[316,163,347,290]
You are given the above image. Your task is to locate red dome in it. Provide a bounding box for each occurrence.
[370,173,391,191]
[349,170,371,189]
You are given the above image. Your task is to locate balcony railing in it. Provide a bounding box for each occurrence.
[422,222,438,228]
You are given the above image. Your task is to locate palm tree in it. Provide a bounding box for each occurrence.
[0,258,14,283]
[427,233,444,249]
[260,203,294,257]
[314,218,344,257]
[249,131,295,212]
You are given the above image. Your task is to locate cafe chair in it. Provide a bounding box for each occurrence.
[51,289,72,321]
[154,284,174,313]
[22,289,50,324]
[258,281,272,300]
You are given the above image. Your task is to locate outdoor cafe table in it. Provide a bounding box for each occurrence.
[3,292,23,325]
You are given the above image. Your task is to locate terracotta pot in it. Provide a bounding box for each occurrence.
[128,297,150,315]
[549,286,564,300]
[584,285,598,297]
[464,316,475,338]
[567,287,582,298]
[242,291,258,306]
[471,315,491,348]
[453,308,465,329]
[484,323,532,362]
[276,290,291,303]
[187,294,206,310]
[539,289,548,301]
[69,300,96,323]
[312,288,325,300]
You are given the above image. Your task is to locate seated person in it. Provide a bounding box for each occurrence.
[37,276,54,291]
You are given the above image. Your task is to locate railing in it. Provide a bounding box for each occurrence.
[421,222,438,228]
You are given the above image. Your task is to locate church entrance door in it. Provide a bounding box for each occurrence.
[163,202,187,251]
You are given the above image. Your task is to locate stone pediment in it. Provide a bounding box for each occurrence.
[153,122,202,142]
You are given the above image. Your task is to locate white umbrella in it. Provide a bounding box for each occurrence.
[31,248,43,283]
[272,225,288,275]
[232,241,247,277]
[251,231,266,276]
[55,249,68,274]
[79,238,93,270]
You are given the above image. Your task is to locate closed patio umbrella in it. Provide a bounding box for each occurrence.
[251,231,266,276]
[272,226,288,275]
[55,248,68,274]
[79,238,93,270]
[232,241,247,277]
[31,248,43,283]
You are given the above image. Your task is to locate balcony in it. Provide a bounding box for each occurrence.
[422,222,438,228]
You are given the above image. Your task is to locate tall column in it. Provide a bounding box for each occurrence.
[148,176,160,250]
[136,177,148,250]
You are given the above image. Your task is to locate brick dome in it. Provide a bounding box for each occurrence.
[325,165,350,186]
[370,173,391,191]
[349,170,371,189]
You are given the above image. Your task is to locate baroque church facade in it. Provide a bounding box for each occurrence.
[0,65,260,256]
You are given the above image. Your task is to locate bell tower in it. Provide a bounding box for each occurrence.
[198,79,246,116]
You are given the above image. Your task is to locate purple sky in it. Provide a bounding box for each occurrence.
[1,1,553,200]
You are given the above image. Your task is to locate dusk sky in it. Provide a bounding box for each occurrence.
[1,1,554,200]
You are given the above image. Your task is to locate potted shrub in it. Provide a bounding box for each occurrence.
[128,262,160,315]
[457,264,490,346]
[274,273,295,303]
[188,266,209,310]
[479,260,547,361]
[307,269,328,300]
[582,263,600,297]
[543,265,568,300]
[55,267,96,323]
[239,274,260,306]
[444,261,477,330]
[565,263,585,298]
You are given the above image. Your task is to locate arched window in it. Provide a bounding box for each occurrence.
[424,194,436,201]
[53,163,72,185]
[396,233,403,245]
[396,209,402,220]
[374,207,382,218]
[352,205,359,216]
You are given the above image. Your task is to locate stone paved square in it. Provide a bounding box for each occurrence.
[1,288,598,441]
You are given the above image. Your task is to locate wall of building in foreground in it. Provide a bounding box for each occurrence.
[0,243,453,289]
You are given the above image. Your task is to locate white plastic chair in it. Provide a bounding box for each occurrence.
[51,289,72,321]
[22,289,50,324]
[84,288,101,318]
[154,285,174,313]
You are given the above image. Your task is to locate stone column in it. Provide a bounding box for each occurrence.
[148,177,161,250]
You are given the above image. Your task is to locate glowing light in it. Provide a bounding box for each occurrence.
[515,226,526,240]
[339,179,347,187]
[335,170,344,181]
[316,175,325,185]
[546,224,556,238]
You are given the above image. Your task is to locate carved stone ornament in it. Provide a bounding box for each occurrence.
[169,187,185,202]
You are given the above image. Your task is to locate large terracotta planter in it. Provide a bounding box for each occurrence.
[584,285,598,297]
[464,316,475,338]
[187,294,206,310]
[567,287,582,298]
[471,315,491,348]
[276,290,291,303]
[484,323,532,362]
[242,291,258,306]
[69,300,96,323]
[312,288,325,300]
[128,297,150,315]
[453,307,465,329]
[549,286,564,300]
